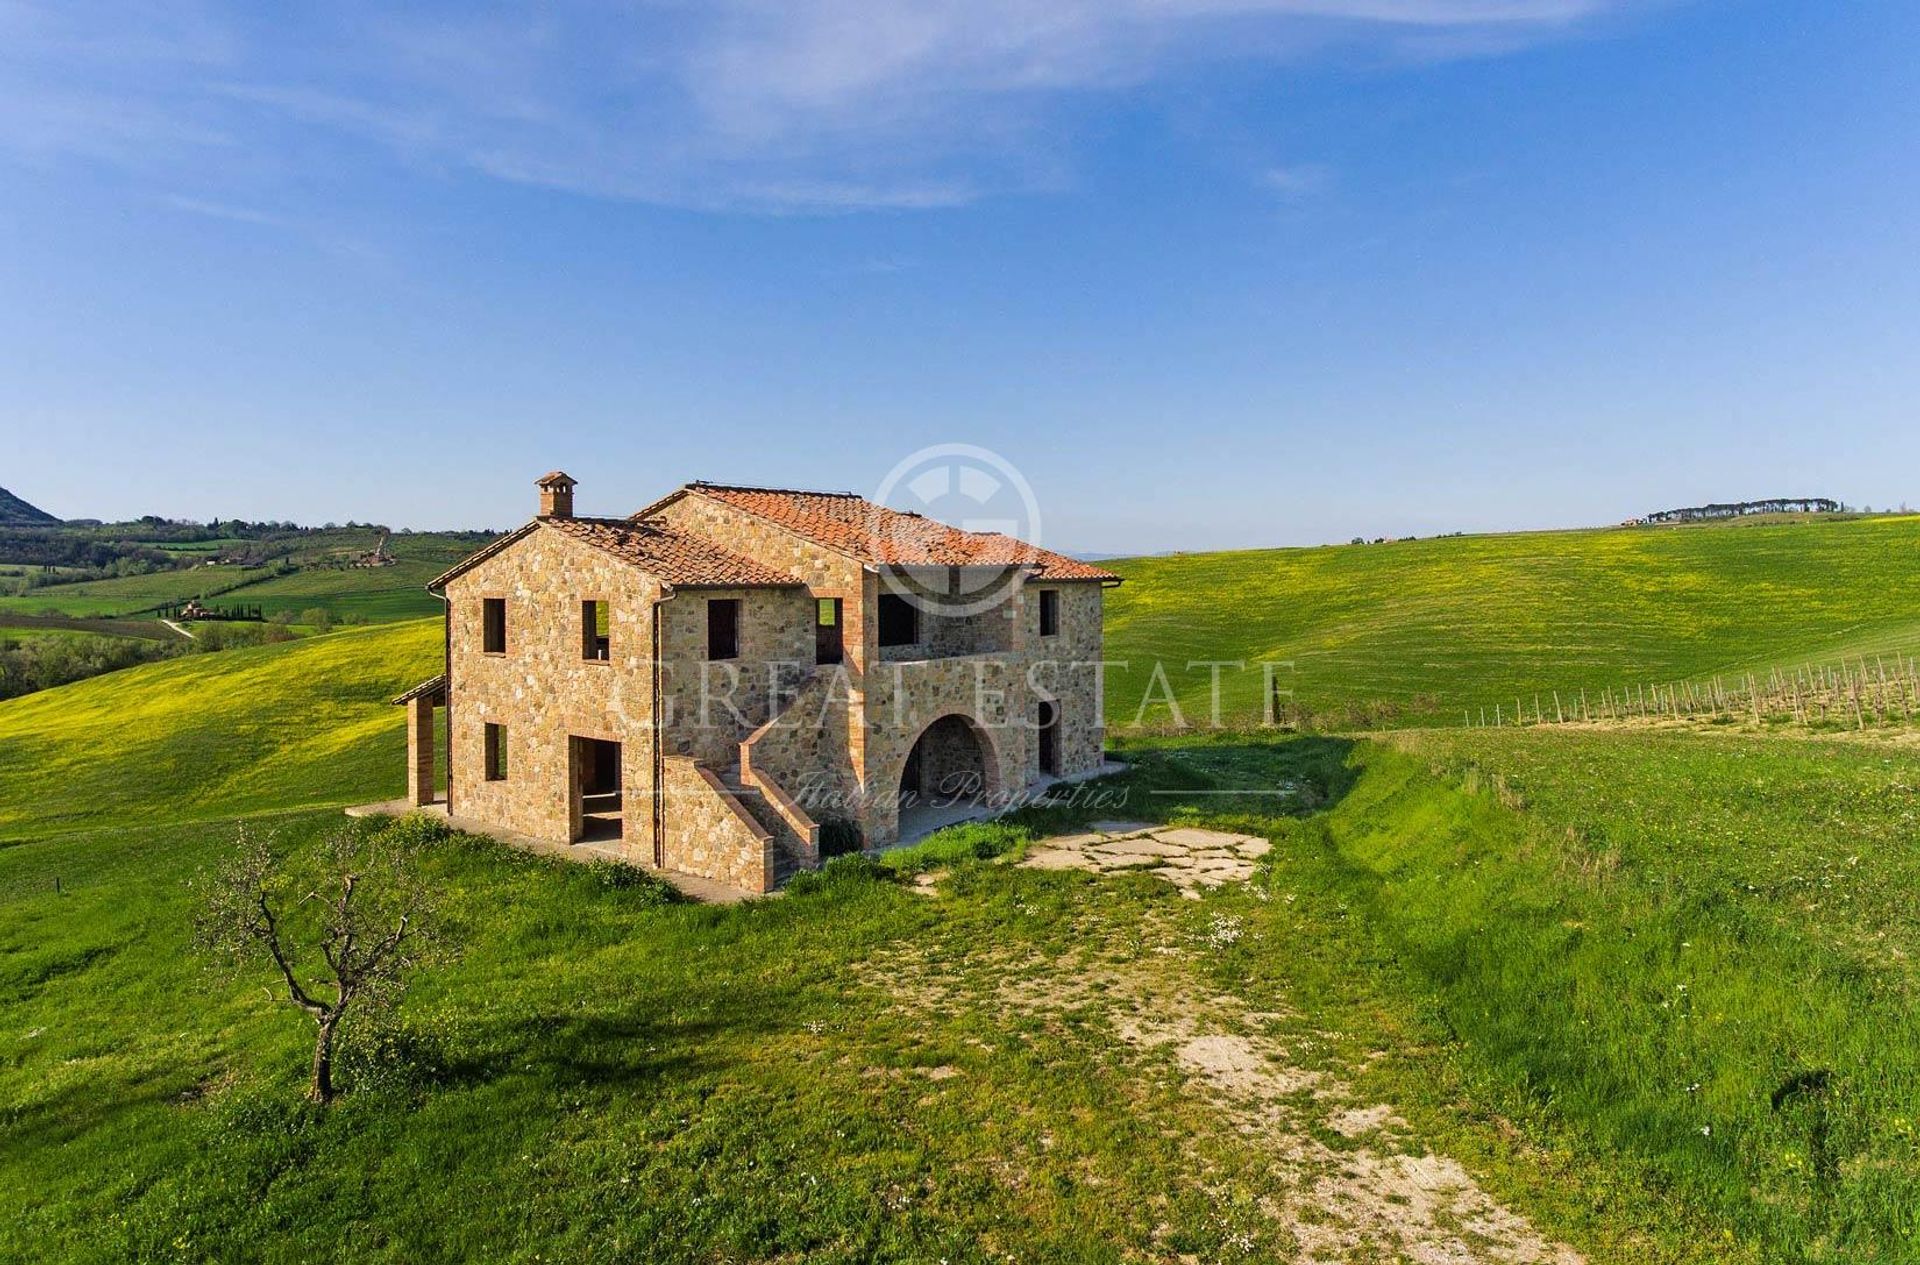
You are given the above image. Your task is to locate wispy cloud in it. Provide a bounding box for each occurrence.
[1262,164,1335,200]
[157,193,288,227]
[0,0,1657,211]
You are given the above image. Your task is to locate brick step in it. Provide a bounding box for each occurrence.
[712,761,815,886]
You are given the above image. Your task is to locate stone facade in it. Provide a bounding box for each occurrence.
[445,525,662,852]
[655,584,815,768]
[422,477,1116,893]
[660,756,779,893]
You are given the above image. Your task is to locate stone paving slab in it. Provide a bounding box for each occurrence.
[1025,847,1097,871]
[1155,826,1266,849]
[1097,836,1189,858]
[1021,822,1273,897]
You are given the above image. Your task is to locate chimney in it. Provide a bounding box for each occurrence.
[536,471,577,519]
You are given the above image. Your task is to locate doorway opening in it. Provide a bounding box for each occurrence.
[1037,699,1060,777]
[572,737,623,843]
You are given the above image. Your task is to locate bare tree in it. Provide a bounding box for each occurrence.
[196,823,435,1104]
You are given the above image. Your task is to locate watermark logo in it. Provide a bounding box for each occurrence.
[869,443,1042,618]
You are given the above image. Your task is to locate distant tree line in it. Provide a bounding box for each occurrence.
[0,636,179,699]
[0,518,393,575]
[0,529,178,572]
[1639,498,1841,525]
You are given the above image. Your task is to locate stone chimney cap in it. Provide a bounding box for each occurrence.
[536,471,577,488]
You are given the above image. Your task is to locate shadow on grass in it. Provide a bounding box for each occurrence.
[446,1010,731,1091]
[1027,733,1361,835]
[865,733,1363,880]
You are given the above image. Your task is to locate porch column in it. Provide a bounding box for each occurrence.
[407,696,436,806]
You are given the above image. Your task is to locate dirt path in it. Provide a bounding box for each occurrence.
[866,900,1581,1264]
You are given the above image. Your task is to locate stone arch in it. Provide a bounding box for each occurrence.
[897,712,1004,805]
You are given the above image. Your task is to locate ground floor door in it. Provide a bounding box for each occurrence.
[1037,700,1060,777]
[571,737,623,843]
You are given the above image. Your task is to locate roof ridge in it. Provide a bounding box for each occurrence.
[688,480,862,498]
[560,514,672,529]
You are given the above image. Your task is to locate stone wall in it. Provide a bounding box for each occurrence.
[873,565,1019,662]
[1021,581,1108,781]
[741,665,860,832]
[445,523,661,854]
[854,581,1109,841]
[655,585,814,768]
[860,654,1027,842]
[910,714,994,797]
[647,493,872,671]
[645,491,877,793]
[660,755,778,892]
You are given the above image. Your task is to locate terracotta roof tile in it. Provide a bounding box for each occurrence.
[392,673,447,705]
[648,483,1119,582]
[543,516,801,588]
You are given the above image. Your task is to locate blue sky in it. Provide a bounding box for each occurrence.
[1,1,1915,552]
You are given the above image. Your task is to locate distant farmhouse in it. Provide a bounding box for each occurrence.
[395,474,1120,892]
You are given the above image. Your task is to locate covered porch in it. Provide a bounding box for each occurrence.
[392,674,447,808]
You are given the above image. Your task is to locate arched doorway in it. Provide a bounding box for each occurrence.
[896,713,1000,842]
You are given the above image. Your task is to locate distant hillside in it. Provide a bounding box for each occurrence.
[1104,512,1920,727]
[0,486,59,525]
[0,618,439,836]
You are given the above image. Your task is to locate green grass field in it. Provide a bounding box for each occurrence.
[0,529,489,624]
[0,625,142,644]
[230,531,490,623]
[236,564,448,623]
[0,566,274,617]
[0,619,440,840]
[0,612,180,642]
[1104,514,1920,727]
[1300,728,1920,1260]
[7,515,1920,1260]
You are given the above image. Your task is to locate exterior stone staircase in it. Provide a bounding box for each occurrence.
[689,664,829,889]
[717,761,818,886]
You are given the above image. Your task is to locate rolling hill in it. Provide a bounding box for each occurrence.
[1103,513,1920,727]
[0,618,440,840]
[0,485,59,525]
[5,572,1920,1259]
[0,527,488,625]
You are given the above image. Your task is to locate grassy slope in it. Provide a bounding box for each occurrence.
[235,566,446,623]
[12,707,1918,1259]
[1269,728,1920,1260]
[0,530,486,623]
[0,619,439,840]
[4,648,1446,1263]
[8,808,1395,1264]
[0,566,276,617]
[1104,514,1920,725]
[227,525,483,622]
[8,527,1920,1258]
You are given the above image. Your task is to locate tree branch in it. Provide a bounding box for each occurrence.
[256,889,329,1018]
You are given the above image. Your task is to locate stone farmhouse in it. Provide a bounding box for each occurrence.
[395,473,1120,893]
